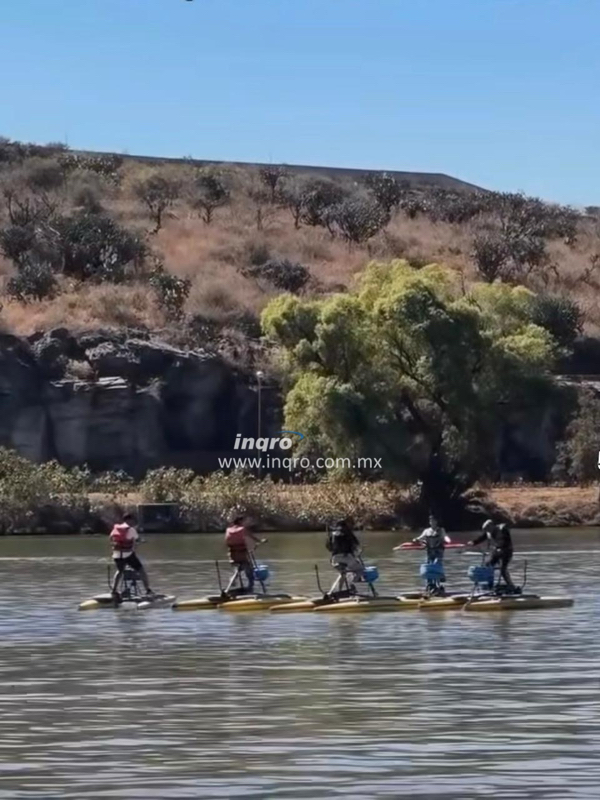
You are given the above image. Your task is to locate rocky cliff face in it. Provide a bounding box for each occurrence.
[0,327,581,481]
[0,329,269,476]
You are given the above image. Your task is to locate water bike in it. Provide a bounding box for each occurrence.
[79,565,175,610]
[172,555,302,612]
[272,560,423,614]
[419,558,574,612]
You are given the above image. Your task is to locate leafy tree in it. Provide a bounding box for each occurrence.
[0,448,87,532]
[300,178,346,227]
[278,176,306,228]
[6,259,58,302]
[553,389,600,483]
[247,183,277,231]
[259,165,287,201]
[55,212,147,282]
[365,172,402,214]
[329,196,389,244]
[530,294,583,349]
[0,222,59,269]
[471,231,509,282]
[491,192,579,243]
[190,168,230,224]
[262,261,558,517]
[0,224,38,266]
[148,262,191,319]
[133,170,181,233]
[2,181,58,226]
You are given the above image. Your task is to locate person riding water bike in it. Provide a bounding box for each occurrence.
[468,519,517,593]
[326,518,364,595]
[110,513,153,598]
[224,515,267,594]
[412,516,451,564]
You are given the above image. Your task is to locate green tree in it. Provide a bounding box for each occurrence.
[133,170,181,233]
[262,261,557,518]
[553,388,600,483]
[190,168,230,224]
[329,196,389,244]
[364,172,403,214]
[259,165,287,202]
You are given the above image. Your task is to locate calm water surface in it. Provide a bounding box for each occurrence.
[0,529,599,799]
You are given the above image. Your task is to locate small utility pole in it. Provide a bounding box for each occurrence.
[256,370,264,478]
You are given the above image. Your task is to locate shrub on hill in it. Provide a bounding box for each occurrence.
[241,257,310,293]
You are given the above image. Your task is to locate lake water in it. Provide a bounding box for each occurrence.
[0,529,599,799]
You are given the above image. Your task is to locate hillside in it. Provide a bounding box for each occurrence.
[0,138,598,347]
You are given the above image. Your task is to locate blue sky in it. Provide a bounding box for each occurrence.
[0,0,597,205]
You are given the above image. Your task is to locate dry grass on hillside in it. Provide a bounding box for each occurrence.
[0,154,599,337]
[0,283,165,335]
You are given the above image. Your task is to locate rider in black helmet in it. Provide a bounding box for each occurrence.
[326,518,363,594]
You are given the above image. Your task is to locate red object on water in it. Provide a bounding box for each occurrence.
[394,542,465,551]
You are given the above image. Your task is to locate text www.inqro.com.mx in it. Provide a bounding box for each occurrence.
[218,455,383,471]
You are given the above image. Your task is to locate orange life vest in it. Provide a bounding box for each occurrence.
[110,523,133,551]
[225,525,247,548]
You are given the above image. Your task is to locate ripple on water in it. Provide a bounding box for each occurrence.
[0,532,598,799]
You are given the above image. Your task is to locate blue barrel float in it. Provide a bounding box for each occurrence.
[468,565,494,588]
[420,561,446,582]
[363,566,379,584]
[253,565,270,582]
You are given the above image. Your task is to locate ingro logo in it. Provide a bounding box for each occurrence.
[233,431,305,452]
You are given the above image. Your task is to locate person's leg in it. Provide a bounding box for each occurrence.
[244,561,255,592]
[347,555,364,585]
[226,564,242,593]
[111,559,124,594]
[329,555,347,596]
[129,554,152,594]
[487,551,500,590]
[501,551,515,590]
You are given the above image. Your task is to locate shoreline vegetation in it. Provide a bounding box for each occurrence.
[0,450,597,534]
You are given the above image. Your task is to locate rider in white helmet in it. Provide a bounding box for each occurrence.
[468,519,516,591]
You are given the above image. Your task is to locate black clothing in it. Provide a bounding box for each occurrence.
[473,523,515,589]
[472,523,513,554]
[326,527,360,556]
[488,547,514,586]
[113,552,143,572]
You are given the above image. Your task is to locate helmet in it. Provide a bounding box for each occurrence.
[482,519,495,532]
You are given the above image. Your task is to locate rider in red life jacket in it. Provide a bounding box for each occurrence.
[110,513,153,597]
[224,515,266,593]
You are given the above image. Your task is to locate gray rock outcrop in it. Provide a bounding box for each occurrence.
[0,329,266,476]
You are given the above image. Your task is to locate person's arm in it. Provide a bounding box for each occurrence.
[468,532,487,547]
[412,531,426,544]
[247,531,267,545]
